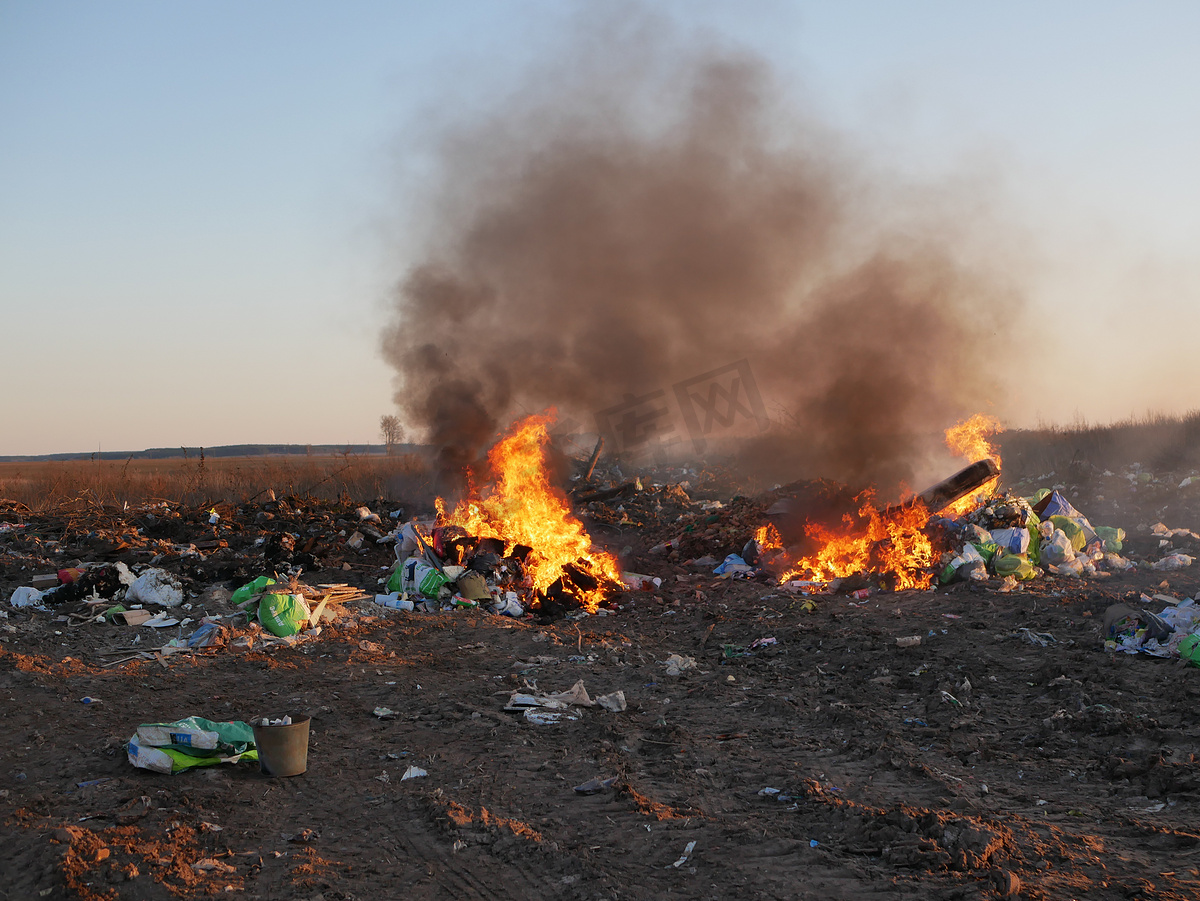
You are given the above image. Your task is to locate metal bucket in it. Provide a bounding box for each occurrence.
[252,715,310,777]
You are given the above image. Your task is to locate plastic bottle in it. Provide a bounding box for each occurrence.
[374,593,414,612]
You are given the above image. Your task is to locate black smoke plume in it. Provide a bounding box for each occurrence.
[381,10,1021,497]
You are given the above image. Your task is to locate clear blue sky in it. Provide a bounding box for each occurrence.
[2,1,1198,455]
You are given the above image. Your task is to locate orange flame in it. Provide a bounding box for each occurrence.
[754,523,783,551]
[942,413,1003,515]
[437,412,621,611]
[777,491,934,590]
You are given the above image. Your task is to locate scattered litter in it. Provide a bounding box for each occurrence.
[596,690,627,712]
[375,592,414,611]
[1153,553,1194,572]
[141,612,182,628]
[574,776,618,794]
[186,622,225,648]
[621,572,661,590]
[663,654,698,676]
[192,858,236,874]
[544,680,594,707]
[1018,628,1056,647]
[669,840,697,869]
[523,709,581,725]
[9,586,45,609]
[401,765,428,780]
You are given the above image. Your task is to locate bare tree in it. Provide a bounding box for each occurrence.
[380,415,404,455]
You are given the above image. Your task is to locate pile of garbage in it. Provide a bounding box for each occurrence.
[0,496,399,657]
[1104,593,1200,665]
[935,487,1193,587]
[373,519,602,619]
[654,479,1198,596]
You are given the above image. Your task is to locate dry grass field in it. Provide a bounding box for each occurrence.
[0,452,432,511]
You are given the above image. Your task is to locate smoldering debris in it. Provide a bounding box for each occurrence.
[381,8,1025,496]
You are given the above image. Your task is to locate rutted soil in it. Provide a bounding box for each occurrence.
[3,468,1200,900]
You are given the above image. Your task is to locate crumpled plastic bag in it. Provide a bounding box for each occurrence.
[125,568,184,607]
[231,576,276,608]
[714,554,753,576]
[397,522,431,562]
[9,586,45,609]
[1041,529,1076,566]
[993,552,1037,581]
[1178,633,1200,666]
[1046,516,1088,552]
[1096,526,1126,552]
[127,716,258,774]
[990,527,1030,555]
[1035,491,1098,545]
[1103,552,1134,571]
[257,593,311,637]
[1153,553,1195,572]
[663,654,697,676]
[1049,557,1086,577]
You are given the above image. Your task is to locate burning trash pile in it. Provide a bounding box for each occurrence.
[377,413,623,618]
[665,414,1196,597]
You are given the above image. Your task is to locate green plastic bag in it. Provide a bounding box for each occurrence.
[1179,634,1200,667]
[402,558,451,599]
[1025,513,1041,566]
[127,716,258,774]
[939,544,989,584]
[257,593,311,637]
[971,541,999,564]
[386,567,403,593]
[1096,526,1125,552]
[994,552,1037,581]
[1048,516,1087,551]
[232,575,276,609]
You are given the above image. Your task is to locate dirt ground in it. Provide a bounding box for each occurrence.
[3,462,1200,900]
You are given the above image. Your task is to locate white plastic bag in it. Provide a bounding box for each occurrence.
[1153,553,1195,572]
[9,586,44,608]
[125,568,183,606]
[1041,529,1076,566]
